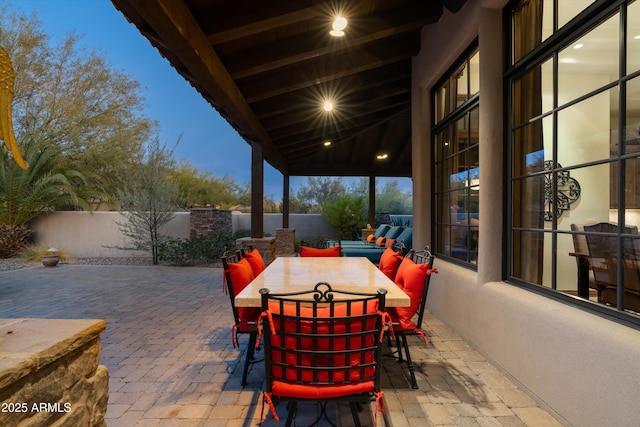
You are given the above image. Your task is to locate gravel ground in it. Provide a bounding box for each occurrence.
[0,257,217,272]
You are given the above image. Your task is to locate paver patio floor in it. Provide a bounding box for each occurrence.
[0,264,565,426]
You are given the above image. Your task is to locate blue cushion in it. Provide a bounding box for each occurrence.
[341,246,385,262]
[373,224,392,239]
[384,226,404,240]
[394,227,413,248]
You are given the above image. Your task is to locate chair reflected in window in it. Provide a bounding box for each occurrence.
[221,250,262,386]
[583,222,640,312]
[258,282,392,426]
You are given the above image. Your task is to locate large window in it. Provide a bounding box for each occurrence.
[507,0,640,324]
[433,45,479,265]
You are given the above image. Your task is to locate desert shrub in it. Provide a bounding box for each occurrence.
[158,233,232,266]
[18,245,72,262]
[0,225,32,258]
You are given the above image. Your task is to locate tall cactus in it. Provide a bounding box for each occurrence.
[0,45,27,170]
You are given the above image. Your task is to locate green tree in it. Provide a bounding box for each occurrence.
[376,179,412,214]
[0,5,156,203]
[322,193,367,239]
[0,137,91,256]
[290,177,346,213]
[115,139,183,264]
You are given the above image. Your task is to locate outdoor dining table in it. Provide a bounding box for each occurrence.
[234,256,411,308]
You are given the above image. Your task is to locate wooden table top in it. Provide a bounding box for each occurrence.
[234,256,410,307]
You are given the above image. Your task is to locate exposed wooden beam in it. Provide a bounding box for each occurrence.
[239,34,419,103]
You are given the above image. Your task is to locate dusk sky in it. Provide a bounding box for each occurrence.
[10,0,410,199]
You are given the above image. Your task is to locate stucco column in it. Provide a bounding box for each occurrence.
[478,5,503,284]
[411,76,432,251]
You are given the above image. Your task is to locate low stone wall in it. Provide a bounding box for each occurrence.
[0,318,108,427]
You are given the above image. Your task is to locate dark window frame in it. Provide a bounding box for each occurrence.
[505,0,640,328]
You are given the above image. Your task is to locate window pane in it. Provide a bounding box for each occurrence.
[512,58,553,127]
[623,157,640,209]
[558,0,597,29]
[436,192,451,225]
[628,1,640,75]
[470,106,479,146]
[511,230,545,284]
[555,163,609,231]
[625,75,640,155]
[469,50,480,95]
[512,1,546,63]
[622,236,640,315]
[557,89,617,168]
[455,62,468,107]
[512,175,545,229]
[558,233,581,295]
[558,13,619,103]
[513,122,546,177]
[435,128,451,159]
[435,82,449,124]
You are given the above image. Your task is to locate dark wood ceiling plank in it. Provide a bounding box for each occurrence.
[200,0,327,45]
[225,6,438,79]
[251,64,410,119]
[260,81,410,131]
[239,33,419,103]
[270,96,410,144]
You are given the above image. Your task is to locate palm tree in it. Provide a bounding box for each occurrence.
[0,138,93,257]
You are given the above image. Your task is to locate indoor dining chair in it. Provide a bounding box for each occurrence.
[257,282,393,426]
[221,250,262,386]
[385,247,437,389]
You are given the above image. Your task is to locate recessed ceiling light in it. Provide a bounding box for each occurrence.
[330,16,347,37]
[634,34,640,40]
[323,100,334,111]
[333,16,347,30]
[376,153,388,160]
[323,141,332,146]
[573,43,584,49]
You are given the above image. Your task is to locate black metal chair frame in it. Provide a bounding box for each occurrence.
[259,282,393,427]
[387,247,436,389]
[221,250,261,386]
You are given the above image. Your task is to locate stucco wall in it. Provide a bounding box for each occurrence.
[412,2,640,426]
[27,211,339,257]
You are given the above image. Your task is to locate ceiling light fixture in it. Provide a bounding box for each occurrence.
[376,153,388,160]
[323,141,332,146]
[323,100,334,111]
[634,34,640,40]
[330,16,347,37]
[573,43,584,49]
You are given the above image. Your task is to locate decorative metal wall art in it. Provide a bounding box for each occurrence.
[544,161,581,221]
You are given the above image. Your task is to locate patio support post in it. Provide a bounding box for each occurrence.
[283,174,290,228]
[368,175,376,226]
[251,141,264,238]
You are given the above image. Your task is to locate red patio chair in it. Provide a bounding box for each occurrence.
[221,250,262,386]
[385,247,437,389]
[257,282,393,426]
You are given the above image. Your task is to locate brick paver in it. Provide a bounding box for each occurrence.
[0,264,566,426]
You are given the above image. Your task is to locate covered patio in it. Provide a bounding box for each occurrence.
[0,264,562,426]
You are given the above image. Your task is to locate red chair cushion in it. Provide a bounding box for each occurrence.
[378,247,403,280]
[271,380,375,399]
[244,248,265,276]
[226,258,257,325]
[375,236,386,247]
[385,238,397,248]
[367,234,375,243]
[299,246,341,257]
[386,257,429,330]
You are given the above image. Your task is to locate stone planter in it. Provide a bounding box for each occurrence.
[42,255,59,267]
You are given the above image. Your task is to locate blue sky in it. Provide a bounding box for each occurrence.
[11,0,410,199]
